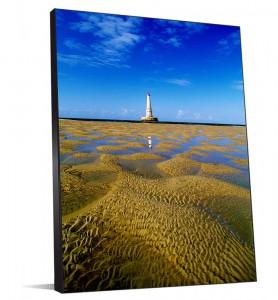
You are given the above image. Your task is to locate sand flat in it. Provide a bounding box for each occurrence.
[62,171,255,291]
[59,120,255,292]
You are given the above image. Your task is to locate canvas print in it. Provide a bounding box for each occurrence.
[51,9,256,292]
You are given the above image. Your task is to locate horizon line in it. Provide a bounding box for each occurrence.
[59,117,246,127]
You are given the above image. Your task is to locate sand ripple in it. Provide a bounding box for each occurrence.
[60,121,255,292]
[62,168,255,291]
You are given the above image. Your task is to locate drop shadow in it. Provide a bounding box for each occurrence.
[25,283,54,290]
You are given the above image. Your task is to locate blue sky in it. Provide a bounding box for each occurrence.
[56,9,246,124]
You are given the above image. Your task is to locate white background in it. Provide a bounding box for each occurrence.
[3,0,278,299]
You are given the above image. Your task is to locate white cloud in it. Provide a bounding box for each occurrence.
[217,30,241,55]
[70,21,94,32]
[75,14,143,46]
[60,13,208,68]
[176,109,189,120]
[58,53,124,68]
[159,37,181,48]
[153,20,207,49]
[60,13,209,69]
[60,13,143,68]
[167,78,191,87]
[158,20,207,37]
[104,32,142,50]
[183,22,208,35]
[64,39,84,50]
[58,54,82,66]
[176,110,204,121]
[121,108,135,115]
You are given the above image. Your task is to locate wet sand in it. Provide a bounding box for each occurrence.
[59,119,255,292]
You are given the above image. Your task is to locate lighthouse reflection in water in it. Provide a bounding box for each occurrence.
[147,136,152,148]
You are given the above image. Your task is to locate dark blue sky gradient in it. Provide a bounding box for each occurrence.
[56,9,246,124]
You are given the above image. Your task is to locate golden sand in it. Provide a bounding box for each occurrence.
[157,153,200,176]
[62,167,255,291]
[120,153,163,160]
[189,150,209,157]
[223,155,249,167]
[200,163,240,175]
[155,141,183,152]
[60,139,88,156]
[59,120,255,292]
[157,152,240,177]
[192,143,240,153]
[233,158,249,166]
[96,142,145,152]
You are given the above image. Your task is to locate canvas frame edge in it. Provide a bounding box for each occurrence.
[50,8,64,293]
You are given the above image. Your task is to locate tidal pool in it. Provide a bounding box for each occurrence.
[59,120,250,188]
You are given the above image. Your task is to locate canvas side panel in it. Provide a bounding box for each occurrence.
[50,9,64,293]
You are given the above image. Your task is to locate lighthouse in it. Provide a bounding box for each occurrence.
[141,93,159,122]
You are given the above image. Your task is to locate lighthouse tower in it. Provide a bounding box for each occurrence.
[141,93,158,122]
